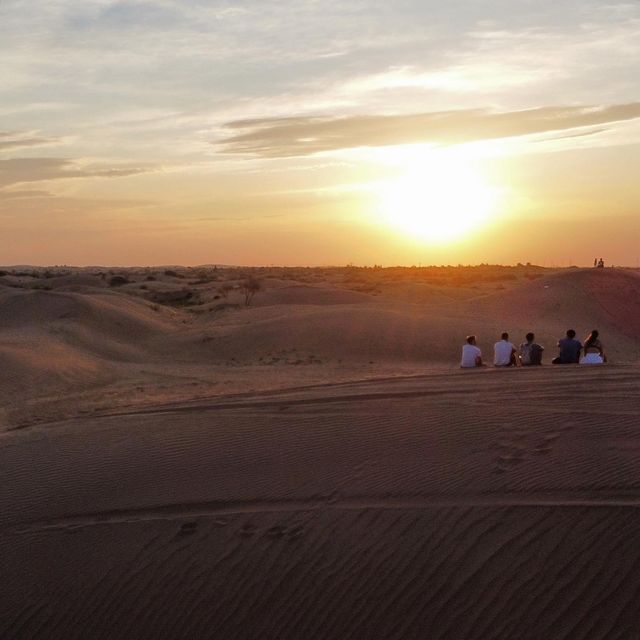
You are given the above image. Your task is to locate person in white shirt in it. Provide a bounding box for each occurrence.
[461,335,483,368]
[494,332,517,367]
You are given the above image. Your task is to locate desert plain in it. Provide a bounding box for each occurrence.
[2,264,640,639]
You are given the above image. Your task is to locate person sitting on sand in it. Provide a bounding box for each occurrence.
[552,329,582,364]
[519,332,544,365]
[494,332,517,367]
[580,329,606,364]
[461,335,483,368]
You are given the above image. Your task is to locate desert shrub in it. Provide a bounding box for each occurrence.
[480,273,518,282]
[109,275,129,287]
[150,289,200,306]
[145,275,157,281]
[240,277,262,306]
[218,283,234,298]
[188,278,217,285]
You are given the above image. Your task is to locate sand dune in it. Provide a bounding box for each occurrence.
[253,283,375,306]
[2,367,640,638]
[1,266,640,638]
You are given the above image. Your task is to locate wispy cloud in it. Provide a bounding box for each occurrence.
[0,157,153,189]
[0,132,58,152]
[0,189,50,201]
[219,103,640,157]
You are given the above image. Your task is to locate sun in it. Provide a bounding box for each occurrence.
[374,150,499,243]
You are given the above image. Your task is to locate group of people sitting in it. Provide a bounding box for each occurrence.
[461,329,607,368]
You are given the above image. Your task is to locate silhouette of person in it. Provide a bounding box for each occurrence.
[581,329,606,364]
[461,335,483,368]
[519,332,544,365]
[494,332,518,367]
[552,329,582,364]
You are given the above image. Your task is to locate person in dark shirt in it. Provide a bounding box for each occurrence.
[519,332,544,365]
[552,329,582,364]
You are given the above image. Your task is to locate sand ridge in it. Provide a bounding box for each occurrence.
[2,366,640,638]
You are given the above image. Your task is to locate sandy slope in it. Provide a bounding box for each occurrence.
[2,366,640,639]
[1,267,640,638]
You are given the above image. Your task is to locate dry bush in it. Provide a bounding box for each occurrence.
[240,277,262,306]
[218,283,234,299]
[109,275,129,287]
[150,289,201,307]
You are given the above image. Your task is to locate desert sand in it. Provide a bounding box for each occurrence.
[1,265,640,639]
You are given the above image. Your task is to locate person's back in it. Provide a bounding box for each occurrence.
[581,329,606,364]
[529,342,544,365]
[494,332,517,366]
[553,329,581,364]
[519,332,544,365]
[461,335,483,368]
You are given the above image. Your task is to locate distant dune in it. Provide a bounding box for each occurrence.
[1,266,640,638]
[1,268,638,405]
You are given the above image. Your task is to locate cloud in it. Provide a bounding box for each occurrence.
[0,132,57,152]
[0,189,50,201]
[538,127,609,143]
[218,103,640,157]
[0,157,152,189]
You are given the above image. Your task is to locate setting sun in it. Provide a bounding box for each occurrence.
[375,152,500,243]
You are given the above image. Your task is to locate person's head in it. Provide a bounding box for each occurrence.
[501,332,509,341]
[526,332,534,343]
[585,329,599,346]
[566,329,576,339]
[466,335,476,345]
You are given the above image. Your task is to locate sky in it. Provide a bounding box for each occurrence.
[1,0,639,266]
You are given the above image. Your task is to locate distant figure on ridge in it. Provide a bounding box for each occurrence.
[519,332,544,366]
[494,332,517,367]
[597,258,605,268]
[552,329,582,364]
[581,329,606,364]
[461,335,484,368]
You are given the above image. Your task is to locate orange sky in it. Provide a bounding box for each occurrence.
[1,1,639,266]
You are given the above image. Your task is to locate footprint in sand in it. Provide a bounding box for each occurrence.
[239,523,258,538]
[265,525,287,539]
[286,526,304,541]
[177,521,198,536]
[497,454,524,465]
[261,524,305,541]
[532,445,552,455]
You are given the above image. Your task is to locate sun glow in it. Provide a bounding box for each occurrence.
[374,149,500,243]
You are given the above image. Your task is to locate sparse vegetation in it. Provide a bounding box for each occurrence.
[150,289,200,307]
[218,283,234,299]
[240,277,262,306]
[0,264,558,308]
[109,275,129,287]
